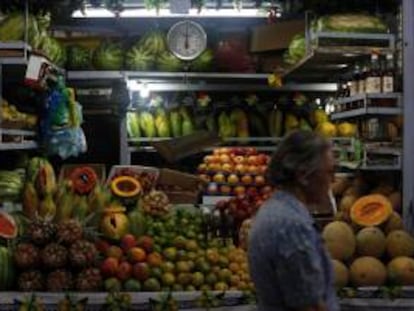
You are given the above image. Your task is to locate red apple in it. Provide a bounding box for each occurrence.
[116,261,132,281]
[101,257,119,278]
[95,239,111,254]
[121,234,137,253]
[136,236,154,253]
[133,262,151,282]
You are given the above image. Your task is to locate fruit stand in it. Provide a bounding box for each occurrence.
[0,0,413,310]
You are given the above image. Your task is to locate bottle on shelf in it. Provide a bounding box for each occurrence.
[382,53,395,93]
[365,51,382,94]
[358,61,369,95]
[349,63,361,97]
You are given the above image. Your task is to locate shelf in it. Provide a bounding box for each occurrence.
[0,41,31,65]
[331,107,402,120]
[337,92,402,105]
[0,129,36,136]
[67,70,337,92]
[0,141,38,150]
[282,32,395,83]
[338,161,401,171]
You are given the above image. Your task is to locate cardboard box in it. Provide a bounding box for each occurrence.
[157,169,204,204]
[250,20,305,53]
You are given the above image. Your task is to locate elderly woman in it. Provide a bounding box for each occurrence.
[248,130,339,311]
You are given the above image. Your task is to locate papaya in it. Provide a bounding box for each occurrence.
[155,108,171,137]
[139,111,156,138]
[38,194,57,220]
[169,109,182,137]
[22,182,39,220]
[0,211,17,239]
[35,161,57,196]
[350,194,392,227]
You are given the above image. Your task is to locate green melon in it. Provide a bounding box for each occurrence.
[349,257,387,287]
[332,259,349,288]
[388,256,414,286]
[356,227,386,258]
[386,230,414,258]
[322,221,356,261]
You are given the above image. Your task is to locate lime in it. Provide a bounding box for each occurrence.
[161,261,175,273]
[192,272,205,287]
[161,272,176,286]
[163,247,178,261]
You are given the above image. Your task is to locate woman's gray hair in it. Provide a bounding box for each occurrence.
[266,130,331,187]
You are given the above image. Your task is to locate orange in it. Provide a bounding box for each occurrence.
[147,252,163,267]
[230,275,241,286]
[229,262,240,274]
[128,247,147,263]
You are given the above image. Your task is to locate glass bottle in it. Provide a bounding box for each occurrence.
[365,51,382,94]
[382,53,395,93]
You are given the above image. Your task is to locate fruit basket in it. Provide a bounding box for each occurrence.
[107,165,160,194]
[58,164,106,184]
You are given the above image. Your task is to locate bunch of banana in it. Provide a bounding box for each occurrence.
[57,295,88,311]
[0,169,25,202]
[1,99,37,128]
[16,294,45,311]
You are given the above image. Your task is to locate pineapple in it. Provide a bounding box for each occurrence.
[18,270,45,291]
[47,270,73,292]
[69,240,98,268]
[75,268,102,291]
[27,219,56,245]
[57,219,83,245]
[14,243,40,269]
[41,243,67,269]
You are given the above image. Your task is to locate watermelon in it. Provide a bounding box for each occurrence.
[0,211,17,239]
[0,246,14,290]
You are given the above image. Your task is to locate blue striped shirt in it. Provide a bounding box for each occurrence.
[248,191,339,311]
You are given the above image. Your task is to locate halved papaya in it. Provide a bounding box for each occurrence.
[110,176,142,198]
[350,194,392,227]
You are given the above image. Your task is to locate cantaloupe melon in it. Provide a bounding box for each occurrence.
[350,194,392,227]
[332,177,351,196]
[322,221,356,261]
[356,227,386,258]
[338,195,358,222]
[384,212,403,234]
[349,257,387,287]
[332,259,349,288]
[386,230,414,258]
[371,184,394,196]
[388,256,414,286]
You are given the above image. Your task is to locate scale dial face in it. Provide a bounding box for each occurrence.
[167,20,207,61]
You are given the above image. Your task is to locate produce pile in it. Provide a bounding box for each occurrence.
[65,30,214,72]
[127,106,196,140]
[0,158,254,297]
[197,147,271,197]
[127,93,358,141]
[284,14,388,65]
[0,13,66,66]
[1,99,37,130]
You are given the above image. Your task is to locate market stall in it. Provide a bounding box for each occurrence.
[0,0,412,310]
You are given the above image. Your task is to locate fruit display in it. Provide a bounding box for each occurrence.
[11,218,102,292]
[127,106,195,140]
[108,166,159,195]
[92,41,124,71]
[97,209,254,293]
[198,147,270,196]
[1,99,38,129]
[324,189,414,289]
[0,169,25,203]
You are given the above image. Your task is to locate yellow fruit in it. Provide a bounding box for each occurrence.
[322,221,356,261]
[313,109,328,124]
[337,122,357,137]
[349,257,387,287]
[332,259,349,288]
[387,256,414,285]
[316,122,337,138]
